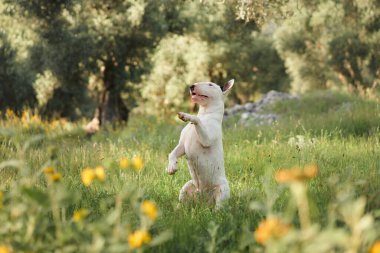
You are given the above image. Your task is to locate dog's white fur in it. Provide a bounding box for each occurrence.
[167,79,234,208]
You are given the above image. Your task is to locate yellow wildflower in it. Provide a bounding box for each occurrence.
[371,241,380,253]
[31,115,41,124]
[48,172,62,182]
[94,166,106,181]
[131,156,144,171]
[21,111,29,124]
[72,208,89,222]
[50,120,60,130]
[141,200,158,221]
[275,164,318,183]
[43,166,61,183]
[255,217,291,245]
[5,108,15,119]
[44,166,55,175]
[0,245,12,253]
[303,164,318,178]
[81,167,95,186]
[119,158,129,169]
[128,230,151,249]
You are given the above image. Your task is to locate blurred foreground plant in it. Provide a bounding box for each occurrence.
[247,164,379,253]
[254,216,291,245]
[0,133,171,252]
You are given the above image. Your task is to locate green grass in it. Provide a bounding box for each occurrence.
[0,91,379,252]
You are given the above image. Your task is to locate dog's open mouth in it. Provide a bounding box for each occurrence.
[191,92,208,99]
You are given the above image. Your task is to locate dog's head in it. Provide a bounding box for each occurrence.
[189,79,234,107]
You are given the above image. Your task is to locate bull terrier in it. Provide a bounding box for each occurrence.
[167,79,234,208]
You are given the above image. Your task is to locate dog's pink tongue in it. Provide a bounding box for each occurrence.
[191,94,199,101]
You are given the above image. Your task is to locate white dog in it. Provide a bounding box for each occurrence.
[167,79,234,208]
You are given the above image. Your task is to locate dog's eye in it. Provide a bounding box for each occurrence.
[208,83,213,86]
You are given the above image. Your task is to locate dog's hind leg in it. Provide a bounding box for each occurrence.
[179,180,197,202]
[214,181,230,209]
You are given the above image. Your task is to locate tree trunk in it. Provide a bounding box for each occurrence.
[84,59,129,134]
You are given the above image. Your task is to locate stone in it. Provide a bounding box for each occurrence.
[224,90,298,126]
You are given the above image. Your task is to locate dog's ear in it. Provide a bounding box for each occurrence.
[222,79,234,95]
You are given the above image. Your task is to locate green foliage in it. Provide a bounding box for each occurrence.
[273,0,380,93]
[140,1,289,113]
[0,32,36,112]
[0,0,173,120]
[1,0,291,118]
[33,70,61,108]
[329,32,369,86]
[263,91,380,137]
[2,0,380,122]
[0,91,379,252]
[0,130,170,252]
[188,1,289,102]
[224,35,289,102]
[234,0,293,25]
[141,34,210,115]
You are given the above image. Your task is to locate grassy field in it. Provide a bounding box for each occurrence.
[0,91,379,253]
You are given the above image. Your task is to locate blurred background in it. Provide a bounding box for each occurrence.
[1,2,380,252]
[0,0,379,125]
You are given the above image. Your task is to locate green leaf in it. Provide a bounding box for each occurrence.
[22,187,50,207]
[0,159,24,170]
[150,230,173,247]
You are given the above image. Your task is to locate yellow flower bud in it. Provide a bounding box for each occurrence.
[371,241,380,253]
[94,166,106,181]
[44,166,55,175]
[72,208,89,223]
[0,245,13,253]
[49,172,62,182]
[255,217,290,245]
[131,156,144,171]
[275,164,318,183]
[119,158,129,169]
[81,167,95,186]
[128,230,151,249]
[141,200,158,221]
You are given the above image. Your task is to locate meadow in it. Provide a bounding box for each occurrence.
[0,91,379,253]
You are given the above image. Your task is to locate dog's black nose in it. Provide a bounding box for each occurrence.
[190,85,195,91]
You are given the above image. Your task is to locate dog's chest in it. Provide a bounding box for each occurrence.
[181,125,203,157]
[181,122,220,158]
[182,124,201,152]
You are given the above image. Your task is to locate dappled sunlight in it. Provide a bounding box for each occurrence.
[0,108,73,134]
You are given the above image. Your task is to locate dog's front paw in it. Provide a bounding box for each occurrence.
[178,112,191,122]
[167,162,177,175]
